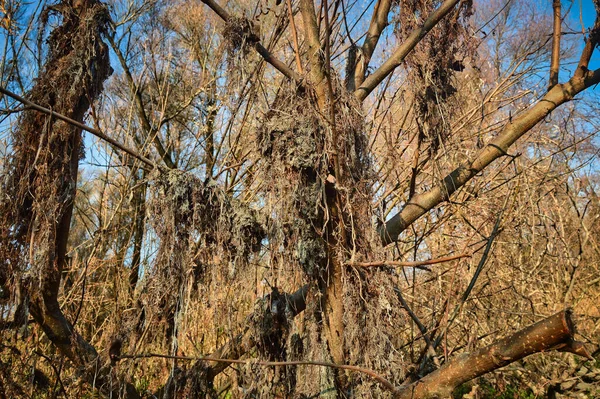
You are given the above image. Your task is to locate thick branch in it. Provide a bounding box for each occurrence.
[380,67,600,245]
[395,310,588,399]
[353,0,392,89]
[354,0,460,101]
[549,0,561,88]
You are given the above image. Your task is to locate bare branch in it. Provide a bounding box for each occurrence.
[353,0,392,89]
[354,0,461,101]
[200,0,302,83]
[574,0,600,75]
[0,86,156,169]
[106,34,176,169]
[549,0,561,89]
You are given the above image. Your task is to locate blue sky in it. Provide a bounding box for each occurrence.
[1,0,599,164]
[575,0,599,70]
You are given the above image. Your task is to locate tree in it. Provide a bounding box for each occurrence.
[0,0,599,397]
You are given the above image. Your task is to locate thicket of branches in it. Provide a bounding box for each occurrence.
[0,0,599,398]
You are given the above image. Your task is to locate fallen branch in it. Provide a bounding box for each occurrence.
[346,252,470,269]
[395,309,591,399]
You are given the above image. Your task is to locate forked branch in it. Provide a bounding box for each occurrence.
[380,8,600,244]
[354,0,461,101]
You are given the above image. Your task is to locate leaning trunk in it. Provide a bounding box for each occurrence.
[0,0,118,391]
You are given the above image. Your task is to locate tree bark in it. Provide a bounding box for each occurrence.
[395,309,589,399]
[0,1,138,397]
[381,67,600,245]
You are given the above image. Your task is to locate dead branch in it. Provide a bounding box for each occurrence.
[0,86,156,169]
[395,309,589,399]
[346,253,471,268]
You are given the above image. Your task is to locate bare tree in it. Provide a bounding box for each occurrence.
[0,0,599,398]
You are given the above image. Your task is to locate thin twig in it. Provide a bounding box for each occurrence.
[0,86,157,169]
[118,353,398,394]
[346,253,471,269]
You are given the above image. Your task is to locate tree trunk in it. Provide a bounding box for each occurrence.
[0,0,137,396]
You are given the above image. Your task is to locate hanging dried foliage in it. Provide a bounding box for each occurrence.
[140,169,265,344]
[0,0,111,342]
[396,0,475,154]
